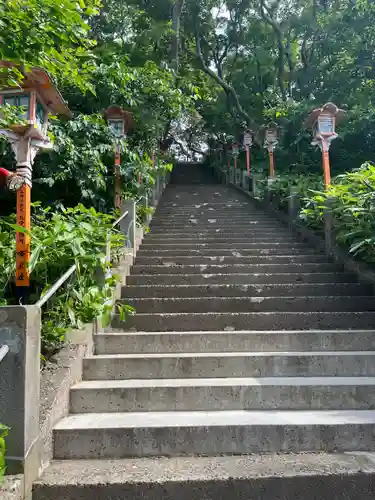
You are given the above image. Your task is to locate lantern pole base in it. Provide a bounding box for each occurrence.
[16,286,30,305]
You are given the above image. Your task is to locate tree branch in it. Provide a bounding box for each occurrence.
[195,21,254,127]
[260,0,287,101]
[171,0,186,74]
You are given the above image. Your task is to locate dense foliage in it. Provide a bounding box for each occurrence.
[0,204,129,353]
[0,424,7,482]
[301,163,375,263]
[253,163,375,264]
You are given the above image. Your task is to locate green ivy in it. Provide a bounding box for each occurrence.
[255,163,375,264]
[0,203,126,355]
[300,163,375,263]
[0,424,8,482]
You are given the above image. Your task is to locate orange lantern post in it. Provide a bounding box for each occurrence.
[264,123,278,181]
[306,102,345,189]
[104,106,133,209]
[0,63,71,302]
[243,130,253,175]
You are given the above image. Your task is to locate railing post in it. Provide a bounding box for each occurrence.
[155,174,161,202]
[234,168,241,186]
[143,194,150,225]
[242,171,249,191]
[0,305,41,496]
[229,166,234,184]
[288,191,300,227]
[264,185,271,204]
[324,203,333,257]
[150,182,157,208]
[160,172,166,192]
[251,175,258,197]
[120,200,136,256]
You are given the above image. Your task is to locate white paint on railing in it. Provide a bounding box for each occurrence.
[0,344,9,363]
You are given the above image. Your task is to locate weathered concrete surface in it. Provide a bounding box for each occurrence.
[33,177,375,490]
[1,475,25,500]
[126,272,356,286]
[121,283,372,299]
[136,245,318,255]
[52,410,375,457]
[135,254,327,264]
[38,256,142,472]
[121,295,375,313]
[95,329,375,354]
[39,340,94,472]
[83,351,375,379]
[0,305,41,493]
[70,376,375,412]
[130,262,337,275]
[112,310,375,331]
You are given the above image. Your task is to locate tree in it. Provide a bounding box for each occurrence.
[0,0,101,91]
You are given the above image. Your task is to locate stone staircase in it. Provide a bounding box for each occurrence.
[33,165,375,499]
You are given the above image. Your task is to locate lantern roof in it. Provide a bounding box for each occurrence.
[104,105,134,132]
[243,128,254,136]
[0,62,71,118]
[255,122,280,146]
[306,102,345,128]
[266,121,278,130]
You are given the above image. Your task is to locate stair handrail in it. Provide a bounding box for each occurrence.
[36,209,130,308]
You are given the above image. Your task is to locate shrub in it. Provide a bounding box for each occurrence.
[0,424,8,482]
[301,163,375,263]
[0,204,125,355]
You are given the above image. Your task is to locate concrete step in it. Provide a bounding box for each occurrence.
[70,377,375,413]
[121,296,375,314]
[82,351,375,380]
[142,234,298,241]
[112,311,375,331]
[154,215,272,219]
[142,238,302,245]
[136,246,315,256]
[155,206,266,210]
[145,233,293,241]
[151,212,276,216]
[130,263,337,275]
[53,409,375,458]
[151,219,278,224]
[126,272,357,286]
[135,255,328,265]
[121,283,372,299]
[148,226,292,232]
[148,227,284,233]
[32,453,375,500]
[94,330,375,354]
[150,220,282,226]
[139,242,305,250]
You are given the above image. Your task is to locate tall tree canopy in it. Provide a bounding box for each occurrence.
[1,0,375,206]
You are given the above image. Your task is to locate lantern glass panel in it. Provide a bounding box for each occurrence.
[3,93,30,120]
[244,134,252,146]
[108,119,124,137]
[36,100,46,128]
[266,130,277,142]
[318,115,334,135]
